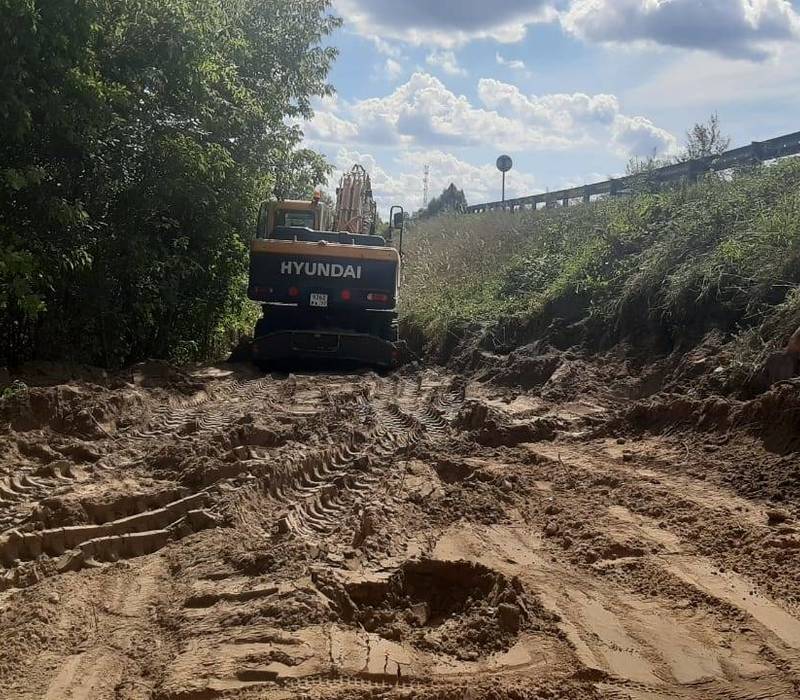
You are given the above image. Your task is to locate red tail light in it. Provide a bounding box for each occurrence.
[288,287,300,298]
[367,292,390,303]
[341,289,352,301]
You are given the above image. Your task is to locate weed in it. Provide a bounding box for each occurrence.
[1,380,28,401]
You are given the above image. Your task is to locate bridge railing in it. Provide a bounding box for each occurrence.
[466,130,800,214]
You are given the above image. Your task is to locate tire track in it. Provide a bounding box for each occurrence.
[1,376,280,539]
[126,376,275,441]
[0,462,84,536]
[0,373,417,585]
[263,376,463,543]
[0,490,219,590]
[0,374,290,588]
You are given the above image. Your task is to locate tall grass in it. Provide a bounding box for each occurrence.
[400,159,800,357]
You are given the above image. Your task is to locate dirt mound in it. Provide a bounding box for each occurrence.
[320,559,551,661]
[621,394,735,434]
[456,400,559,446]
[489,349,564,390]
[228,415,291,449]
[618,379,800,454]
[0,382,143,437]
[127,360,206,392]
[146,442,210,480]
[404,456,513,526]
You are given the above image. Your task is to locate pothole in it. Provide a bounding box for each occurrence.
[318,559,556,661]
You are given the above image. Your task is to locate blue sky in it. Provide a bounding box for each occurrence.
[303,0,800,213]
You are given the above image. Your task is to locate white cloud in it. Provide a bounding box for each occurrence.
[354,73,514,147]
[305,73,675,159]
[337,0,800,58]
[335,0,558,47]
[384,58,404,81]
[478,79,620,132]
[496,52,531,74]
[426,49,468,76]
[563,0,800,61]
[310,73,580,150]
[626,44,800,109]
[310,93,344,114]
[610,114,678,158]
[306,75,678,210]
[303,110,359,143]
[370,36,403,58]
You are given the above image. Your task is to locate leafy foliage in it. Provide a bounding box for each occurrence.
[0,380,28,402]
[0,0,339,366]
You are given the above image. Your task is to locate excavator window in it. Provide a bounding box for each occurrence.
[277,209,315,229]
[255,204,320,239]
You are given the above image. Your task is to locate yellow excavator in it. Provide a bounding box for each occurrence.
[247,165,405,368]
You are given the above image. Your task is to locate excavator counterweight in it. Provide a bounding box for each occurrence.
[247,166,404,368]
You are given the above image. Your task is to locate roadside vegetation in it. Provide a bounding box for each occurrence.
[401,157,800,367]
[1,0,338,367]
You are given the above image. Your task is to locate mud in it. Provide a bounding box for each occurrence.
[1,357,799,699]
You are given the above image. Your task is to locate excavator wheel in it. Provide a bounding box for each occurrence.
[254,316,273,340]
[253,315,279,370]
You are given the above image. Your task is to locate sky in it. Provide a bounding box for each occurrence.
[302,0,800,214]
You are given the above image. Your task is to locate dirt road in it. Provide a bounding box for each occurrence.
[1,361,799,699]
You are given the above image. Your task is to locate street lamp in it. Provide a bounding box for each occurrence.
[496,155,513,204]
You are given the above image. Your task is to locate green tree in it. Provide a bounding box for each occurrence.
[274,148,332,201]
[0,0,340,366]
[625,114,733,194]
[420,183,469,219]
[678,113,731,162]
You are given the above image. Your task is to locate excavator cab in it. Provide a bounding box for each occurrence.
[255,200,332,239]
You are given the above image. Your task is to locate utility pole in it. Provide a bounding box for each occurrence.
[423,165,430,208]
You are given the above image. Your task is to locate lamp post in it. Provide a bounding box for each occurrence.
[496,155,513,205]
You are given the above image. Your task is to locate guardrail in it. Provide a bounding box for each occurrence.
[467,130,800,214]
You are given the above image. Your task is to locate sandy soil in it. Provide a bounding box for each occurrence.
[1,358,799,699]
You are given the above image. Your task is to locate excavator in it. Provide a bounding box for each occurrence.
[247,165,406,368]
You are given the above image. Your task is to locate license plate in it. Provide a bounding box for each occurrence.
[309,293,328,308]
